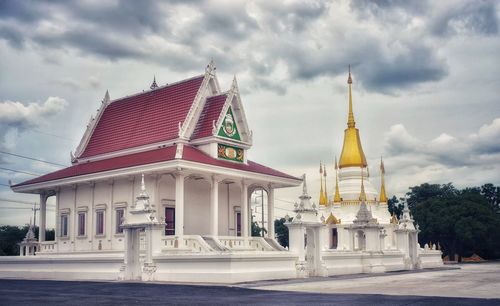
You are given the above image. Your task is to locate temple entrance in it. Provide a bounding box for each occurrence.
[357,230,366,251]
[304,225,324,276]
[330,228,338,249]
[124,228,141,280]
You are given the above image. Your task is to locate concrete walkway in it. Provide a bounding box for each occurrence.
[247,262,500,299]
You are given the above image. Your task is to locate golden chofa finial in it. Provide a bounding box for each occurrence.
[379,157,388,203]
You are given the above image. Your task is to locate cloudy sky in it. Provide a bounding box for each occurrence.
[0,0,499,227]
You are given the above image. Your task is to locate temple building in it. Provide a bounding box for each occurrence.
[318,67,394,251]
[0,62,443,282]
[285,68,442,276]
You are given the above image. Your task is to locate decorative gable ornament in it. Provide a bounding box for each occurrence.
[218,107,241,141]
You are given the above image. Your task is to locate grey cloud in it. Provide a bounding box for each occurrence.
[431,1,499,36]
[0,25,24,49]
[359,46,448,92]
[0,0,488,96]
[255,1,328,32]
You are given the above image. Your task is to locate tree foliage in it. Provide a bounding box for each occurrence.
[274,218,290,248]
[387,196,404,218]
[401,183,500,261]
[251,221,267,237]
[0,226,55,256]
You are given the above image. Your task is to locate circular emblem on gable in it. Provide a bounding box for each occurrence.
[223,113,236,137]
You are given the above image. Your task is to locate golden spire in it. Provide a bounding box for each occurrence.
[323,164,328,204]
[319,163,327,206]
[333,156,341,203]
[379,157,388,202]
[347,65,355,128]
[359,169,367,202]
[339,66,368,169]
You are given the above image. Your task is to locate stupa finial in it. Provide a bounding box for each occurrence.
[379,156,388,203]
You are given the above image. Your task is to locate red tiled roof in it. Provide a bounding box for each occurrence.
[191,93,227,140]
[181,146,299,180]
[15,146,177,186]
[80,76,205,158]
[14,146,300,187]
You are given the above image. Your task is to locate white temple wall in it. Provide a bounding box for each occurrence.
[184,179,210,235]
[113,178,132,204]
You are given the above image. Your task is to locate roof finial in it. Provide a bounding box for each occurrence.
[103,90,110,104]
[347,65,355,128]
[359,168,367,202]
[302,173,308,195]
[323,164,328,204]
[319,162,327,206]
[141,173,146,192]
[379,156,388,203]
[206,59,216,75]
[348,64,352,84]
[150,76,158,89]
[334,156,341,203]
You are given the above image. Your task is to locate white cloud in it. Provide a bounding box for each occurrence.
[381,118,500,194]
[0,96,67,127]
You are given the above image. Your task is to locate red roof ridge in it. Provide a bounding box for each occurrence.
[107,74,205,106]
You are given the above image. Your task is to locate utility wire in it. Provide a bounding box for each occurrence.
[0,207,54,210]
[275,198,296,204]
[0,167,40,176]
[0,183,11,187]
[30,129,74,142]
[0,197,37,205]
[0,150,66,167]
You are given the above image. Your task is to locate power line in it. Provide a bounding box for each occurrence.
[0,150,66,167]
[0,167,40,176]
[0,183,11,187]
[275,198,296,205]
[0,207,54,210]
[0,197,37,205]
[30,129,74,142]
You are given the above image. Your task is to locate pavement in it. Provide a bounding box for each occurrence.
[246,262,500,299]
[0,263,499,305]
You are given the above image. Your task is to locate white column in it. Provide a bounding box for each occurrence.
[267,186,275,239]
[240,181,249,237]
[210,176,219,236]
[39,193,47,242]
[174,172,185,237]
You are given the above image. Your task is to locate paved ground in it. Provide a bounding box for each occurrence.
[247,262,500,299]
[0,279,498,306]
[0,263,499,305]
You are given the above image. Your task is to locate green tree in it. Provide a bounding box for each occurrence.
[406,183,458,210]
[251,221,267,237]
[387,196,404,218]
[413,191,500,261]
[480,183,500,213]
[274,218,290,248]
[0,226,55,256]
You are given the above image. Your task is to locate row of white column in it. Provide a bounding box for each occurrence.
[37,173,276,243]
[173,173,275,238]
